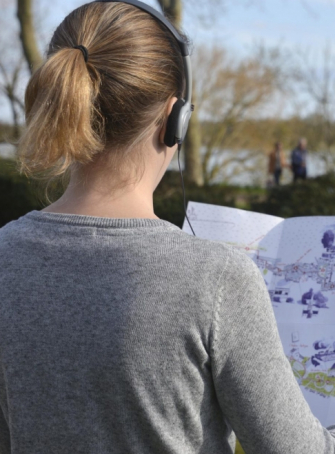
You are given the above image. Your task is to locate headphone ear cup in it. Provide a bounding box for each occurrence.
[164,99,185,147]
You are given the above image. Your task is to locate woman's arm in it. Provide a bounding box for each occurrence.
[211,251,335,454]
[0,404,10,453]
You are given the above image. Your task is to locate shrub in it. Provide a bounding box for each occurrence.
[252,172,335,218]
[153,171,238,228]
[0,158,43,227]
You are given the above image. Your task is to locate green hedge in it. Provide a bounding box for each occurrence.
[2,154,335,229]
[252,172,335,218]
[0,158,43,227]
[0,160,249,228]
[153,171,238,228]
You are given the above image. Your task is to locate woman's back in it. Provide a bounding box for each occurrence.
[1,210,334,453]
[0,211,231,453]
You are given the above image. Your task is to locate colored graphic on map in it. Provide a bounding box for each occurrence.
[288,333,335,397]
[251,227,335,323]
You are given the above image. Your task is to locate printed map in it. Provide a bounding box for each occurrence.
[183,201,335,426]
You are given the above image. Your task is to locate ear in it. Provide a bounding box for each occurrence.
[159,97,178,146]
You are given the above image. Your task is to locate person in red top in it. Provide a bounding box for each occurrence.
[268,141,287,186]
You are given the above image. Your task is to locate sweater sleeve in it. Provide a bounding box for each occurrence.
[210,250,335,454]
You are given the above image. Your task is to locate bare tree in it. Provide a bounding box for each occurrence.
[0,57,25,139]
[157,0,182,23]
[0,0,28,141]
[156,0,204,186]
[155,0,265,186]
[17,0,42,74]
[194,46,281,184]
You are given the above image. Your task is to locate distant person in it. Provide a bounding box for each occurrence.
[268,141,286,186]
[291,138,308,182]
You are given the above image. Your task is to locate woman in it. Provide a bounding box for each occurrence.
[0,1,334,453]
[268,141,286,186]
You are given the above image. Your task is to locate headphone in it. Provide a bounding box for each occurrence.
[94,0,196,235]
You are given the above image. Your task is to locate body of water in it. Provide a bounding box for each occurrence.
[0,143,16,160]
[0,143,328,187]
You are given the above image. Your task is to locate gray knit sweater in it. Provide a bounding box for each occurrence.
[0,210,335,454]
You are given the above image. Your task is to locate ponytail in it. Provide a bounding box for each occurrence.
[17,47,104,179]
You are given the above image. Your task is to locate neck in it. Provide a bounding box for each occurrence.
[42,172,159,220]
[41,127,175,220]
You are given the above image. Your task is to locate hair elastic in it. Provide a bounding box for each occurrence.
[74,45,89,62]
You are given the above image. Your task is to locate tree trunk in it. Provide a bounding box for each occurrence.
[183,86,204,185]
[156,0,204,186]
[157,0,182,24]
[10,99,20,140]
[17,0,42,74]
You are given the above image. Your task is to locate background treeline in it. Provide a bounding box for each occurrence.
[2,35,335,188]
[2,155,335,229]
[1,0,334,190]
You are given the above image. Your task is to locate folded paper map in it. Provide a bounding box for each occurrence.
[182,201,335,427]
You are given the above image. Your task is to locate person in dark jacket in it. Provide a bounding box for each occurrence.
[291,138,308,182]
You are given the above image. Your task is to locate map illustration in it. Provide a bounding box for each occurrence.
[253,228,335,319]
[182,201,335,427]
[288,333,335,397]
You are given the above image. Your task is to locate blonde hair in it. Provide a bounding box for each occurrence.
[16,2,185,202]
